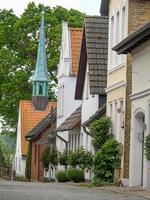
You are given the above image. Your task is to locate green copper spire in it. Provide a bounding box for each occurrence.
[31,10,50,110]
[32,10,50,82]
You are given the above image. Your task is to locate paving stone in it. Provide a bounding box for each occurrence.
[0,179,147,200]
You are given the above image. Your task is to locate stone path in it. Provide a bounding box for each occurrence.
[0,179,148,200]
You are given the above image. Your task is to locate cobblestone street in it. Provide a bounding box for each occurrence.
[0,179,148,200]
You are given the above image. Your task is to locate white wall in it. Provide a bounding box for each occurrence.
[57,76,81,127]
[132,40,150,95]
[81,64,99,152]
[129,41,150,188]
[57,21,81,154]
[15,109,26,176]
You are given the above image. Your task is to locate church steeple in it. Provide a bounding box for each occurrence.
[31,10,50,110]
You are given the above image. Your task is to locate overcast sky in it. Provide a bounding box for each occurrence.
[0,0,101,16]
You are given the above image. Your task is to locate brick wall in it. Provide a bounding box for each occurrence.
[123,0,150,179]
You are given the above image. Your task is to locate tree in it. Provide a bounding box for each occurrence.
[0,3,85,137]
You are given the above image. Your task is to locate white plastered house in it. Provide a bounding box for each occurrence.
[113,21,150,188]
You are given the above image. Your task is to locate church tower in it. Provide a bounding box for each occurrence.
[31,10,50,110]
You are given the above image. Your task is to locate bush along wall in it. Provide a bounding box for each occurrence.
[89,117,112,152]
[40,145,58,172]
[93,138,121,184]
[145,135,150,160]
[67,147,93,170]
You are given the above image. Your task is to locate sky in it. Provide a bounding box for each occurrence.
[0,0,102,16]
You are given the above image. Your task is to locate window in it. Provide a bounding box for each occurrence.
[116,11,120,44]
[109,103,113,117]
[109,6,126,70]
[110,16,115,68]
[58,85,64,116]
[78,133,80,148]
[113,101,118,138]
[116,11,120,66]
[121,7,126,40]
[39,82,43,95]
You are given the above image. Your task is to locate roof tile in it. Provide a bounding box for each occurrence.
[69,28,83,75]
[20,100,57,155]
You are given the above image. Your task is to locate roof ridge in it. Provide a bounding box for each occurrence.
[69,27,83,31]
[85,15,108,18]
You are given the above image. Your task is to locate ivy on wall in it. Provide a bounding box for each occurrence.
[25,142,32,180]
[145,135,150,160]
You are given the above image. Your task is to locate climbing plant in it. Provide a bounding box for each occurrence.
[58,151,68,167]
[25,142,32,180]
[145,135,150,160]
[93,138,121,183]
[68,147,93,170]
[89,117,112,151]
[41,145,58,171]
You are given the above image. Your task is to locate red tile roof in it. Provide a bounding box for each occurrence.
[19,100,57,156]
[69,28,83,75]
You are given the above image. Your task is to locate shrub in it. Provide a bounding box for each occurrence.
[89,117,112,151]
[56,171,69,182]
[67,148,93,169]
[93,138,121,183]
[145,135,150,160]
[58,151,68,167]
[25,142,32,180]
[67,150,80,167]
[15,175,27,182]
[41,145,58,171]
[66,168,84,182]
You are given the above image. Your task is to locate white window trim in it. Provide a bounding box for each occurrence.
[108,5,127,71]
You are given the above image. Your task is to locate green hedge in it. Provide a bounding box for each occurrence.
[66,168,84,183]
[56,171,69,182]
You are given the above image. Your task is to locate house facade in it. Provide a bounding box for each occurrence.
[26,108,57,181]
[15,101,54,176]
[113,22,150,187]
[101,0,150,186]
[75,16,108,154]
[56,22,82,154]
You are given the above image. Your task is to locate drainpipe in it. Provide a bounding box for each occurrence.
[82,125,93,137]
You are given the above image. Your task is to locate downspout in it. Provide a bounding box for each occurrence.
[82,125,93,137]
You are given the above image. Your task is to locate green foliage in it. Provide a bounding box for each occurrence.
[58,151,68,167]
[56,170,69,182]
[66,168,84,182]
[0,142,6,167]
[15,175,27,182]
[93,138,121,183]
[68,150,79,167]
[67,148,93,169]
[145,135,150,160]
[89,117,112,151]
[40,145,58,171]
[0,4,85,136]
[25,142,32,180]
[0,135,14,167]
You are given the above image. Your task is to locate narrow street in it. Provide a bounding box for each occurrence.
[0,179,147,200]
